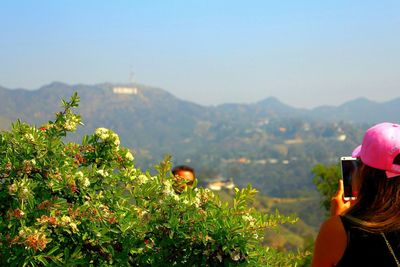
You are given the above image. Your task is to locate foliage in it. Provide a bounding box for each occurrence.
[312,163,341,213]
[0,93,308,266]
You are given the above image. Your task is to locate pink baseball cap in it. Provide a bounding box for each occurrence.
[352,122,400,178]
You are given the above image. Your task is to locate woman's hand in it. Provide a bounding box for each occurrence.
[312,180,357,266]
[330,179,356,216]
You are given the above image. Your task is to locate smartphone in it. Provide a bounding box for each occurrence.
[340,156,359,201]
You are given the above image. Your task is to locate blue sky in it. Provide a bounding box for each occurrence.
[1,0,399,108]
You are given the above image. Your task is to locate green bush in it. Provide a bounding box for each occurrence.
[312,163,341,214]
[0,93,308,266]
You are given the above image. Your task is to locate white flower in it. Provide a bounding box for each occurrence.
[64,120,77,131]
[242,214,256,226]
[191,196,201,208]
[76,171,84,179]
[125,151,134,161]
[96,169,108,177]
[82,177,90,187]
[19,229,26,237]
[231,251,241,261]
[137,174,149,185]
[69,222,79,233]
[216,254,223,262]
[162,182,175,196]
[75,171,90,187]
[95,127,110,140]
[242,214,253,221]
[64,115,80,131]
[112,133,120,146]
[95,128,121,148]
[164,180,173,187]
[61,216,71,224]
[163,187,173,196]
[162,180,180,200]
[24,133,35,142]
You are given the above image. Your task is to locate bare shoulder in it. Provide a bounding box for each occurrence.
[320,215,346,236]
[312,216,347,267]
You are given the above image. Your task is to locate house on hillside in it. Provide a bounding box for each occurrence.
[206,179,235,191]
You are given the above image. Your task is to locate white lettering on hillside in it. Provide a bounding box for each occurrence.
[113,87,138,95]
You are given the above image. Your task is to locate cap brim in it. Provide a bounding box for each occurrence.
[386,171,400,179]
[352,145,362,158]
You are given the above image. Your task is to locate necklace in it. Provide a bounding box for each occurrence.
[381,232,400,267]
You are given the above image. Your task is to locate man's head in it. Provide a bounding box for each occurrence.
[171,165,195,187]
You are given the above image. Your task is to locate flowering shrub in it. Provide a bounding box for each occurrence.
[0,93,308,266]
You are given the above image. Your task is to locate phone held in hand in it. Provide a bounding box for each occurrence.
[340,156,359,201]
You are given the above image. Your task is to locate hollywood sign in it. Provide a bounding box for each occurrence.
[113,87,138,95]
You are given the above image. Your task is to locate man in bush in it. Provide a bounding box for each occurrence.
[172,165,196,193]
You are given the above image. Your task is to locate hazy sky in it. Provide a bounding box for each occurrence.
[1,0,399,108]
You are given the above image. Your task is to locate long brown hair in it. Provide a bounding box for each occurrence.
[345,157,400,233]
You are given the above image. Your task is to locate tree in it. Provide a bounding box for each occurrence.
[312,163,341,213]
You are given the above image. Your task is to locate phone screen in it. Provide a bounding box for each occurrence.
[340,157,359,200]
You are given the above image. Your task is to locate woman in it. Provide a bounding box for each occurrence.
[312,122,400,267]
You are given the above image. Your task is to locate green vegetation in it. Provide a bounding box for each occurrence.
[312,163,341,213]
[216,189,319,253]
[0,93,310,266]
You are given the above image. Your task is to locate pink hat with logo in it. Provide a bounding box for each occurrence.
[352,122,400,178]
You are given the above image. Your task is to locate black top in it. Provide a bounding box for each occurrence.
[335,216,400,267]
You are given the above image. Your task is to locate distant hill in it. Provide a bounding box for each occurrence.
[1,82,398,124]
[311,97,400,123]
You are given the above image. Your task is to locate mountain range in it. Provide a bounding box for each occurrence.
[0,82,399,125]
